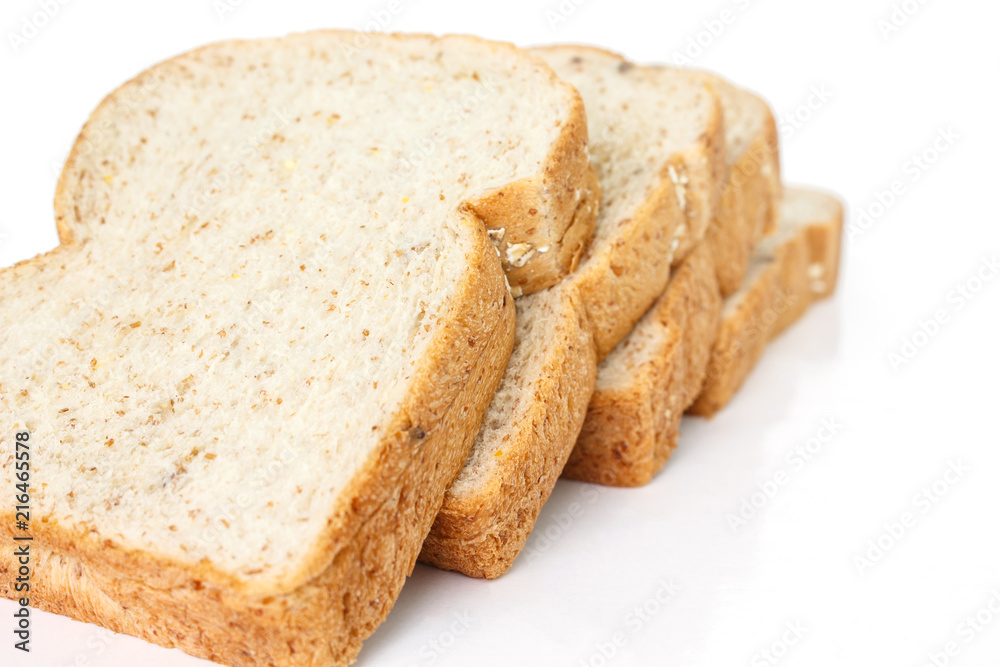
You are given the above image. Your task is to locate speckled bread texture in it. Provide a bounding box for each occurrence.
[51,38,599,298]
[700,77,781,297]
[562,243,720,487]
[0,304,511,667]
[420,281,596,578]
[416,46,727,578]
[533,46,726,359]
[688,187,844,418]
[0,31,601,667]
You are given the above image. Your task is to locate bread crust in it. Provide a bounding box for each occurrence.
[419,282,597,578]
[668,81,730,270]
[688,188,843,417]
[687,258,781,418]
[465,124,600,296]
[704,86,781,296]
[563,243,721,487]
[574,171,688,360]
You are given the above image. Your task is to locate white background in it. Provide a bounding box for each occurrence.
[2,0,999,665]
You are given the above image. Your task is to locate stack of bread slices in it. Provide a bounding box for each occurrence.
[0,31,842,667]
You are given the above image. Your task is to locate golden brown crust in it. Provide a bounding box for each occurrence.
[668,81,729,269]
[686,260,783,418]
[758,115,783,238]
[577,172,687,361]
[563,243,720,487]
[419,282,597,578]
[757,112,782,237]
[465,121,601,296]
[0,261,515,666]
[688,190,843,418]
[803,198,844,300]
[558,163,603,276]
[706,102,781,296]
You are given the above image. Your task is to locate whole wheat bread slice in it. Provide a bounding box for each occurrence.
[416,46,726,578]
[702,77,781,297]
[528,46,725,360]
[562,242,721,486]
[689,186,844,417]
[419,281,597,578]
[558,77,779,487]
[0,31,598,667]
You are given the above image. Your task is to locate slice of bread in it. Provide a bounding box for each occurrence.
[689,187,844,418]
[530,46,726,359]
[556,77,778,487]
[701,78,781,297]
[0,32,599,667]
[420,281,596,578]
[562,242,721,486]
[416,46,727,578]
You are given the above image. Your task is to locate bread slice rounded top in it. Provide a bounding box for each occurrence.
[54,32,598,295]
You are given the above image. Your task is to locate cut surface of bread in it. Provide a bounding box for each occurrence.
[53,38,598,298]
[532,46,726,359]
[417,45,727,578]
[420,281,596,577]
[562,242,721,487]
[0,31,598,667]
[700,77,781,297]
[688,186,844,418]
